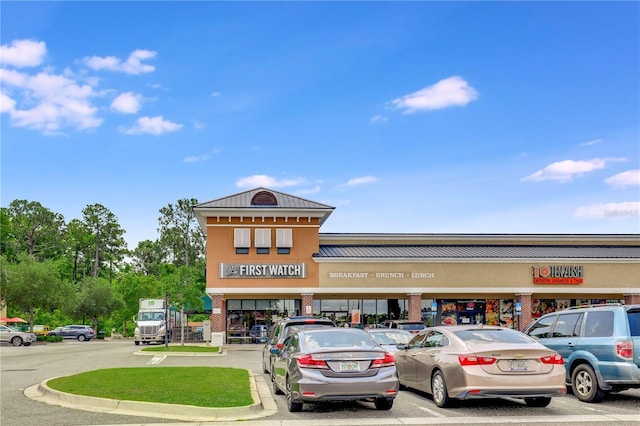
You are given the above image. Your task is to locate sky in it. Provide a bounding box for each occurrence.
[1,1,639,250]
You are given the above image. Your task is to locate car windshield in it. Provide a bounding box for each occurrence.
[454,329,534,344]
[399,323,425,330]
[304,330,377,348]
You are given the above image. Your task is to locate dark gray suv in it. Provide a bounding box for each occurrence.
[47,325,95,341]
[524,303,640,402]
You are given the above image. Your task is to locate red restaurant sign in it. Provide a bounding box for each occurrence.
[532,265,583,285]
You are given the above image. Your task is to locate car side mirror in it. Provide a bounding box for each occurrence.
[396,343,407,350]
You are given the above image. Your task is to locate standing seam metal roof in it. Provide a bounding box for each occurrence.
[195,187,335,210]
[317,245,640,259]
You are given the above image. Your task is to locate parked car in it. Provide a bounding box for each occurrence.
[32,325,51,336]
[394,325,566,408]
[0,325,36,346]
[377,320,427,334]
[271,328,399,412]
[366,328,414,353]
[47,325,95,341]
[262,316,336,376]
[524,303,640,403]
[248,324,269,343]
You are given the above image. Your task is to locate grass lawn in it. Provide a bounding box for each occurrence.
[141,345,220,352]
[47,367,252,407]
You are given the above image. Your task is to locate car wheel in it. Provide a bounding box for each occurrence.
[134,341,140,346]
[272,375,284,395]
[431,370,451,408]
[77,334,86,342]
[524,397,552,407]
[10,336,23,347]
[374,397,394,410]
[572,364,605,403]
[286,377,303,412]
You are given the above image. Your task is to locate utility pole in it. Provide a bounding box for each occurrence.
[164,291,169,350]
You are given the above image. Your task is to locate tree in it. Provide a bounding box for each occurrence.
[3,200,65,260]
[81,204,127,280]
[160,264,205,345]
[0,254,75,331]
[62,218,93,285]
[157,198,205,268]
[73,276,124,333]
[130,239,166,276]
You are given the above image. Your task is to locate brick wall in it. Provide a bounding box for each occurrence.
[408,294,422,322]
[301,293,314,316]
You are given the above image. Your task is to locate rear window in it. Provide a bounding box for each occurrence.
[626,311,640,337]
[399,323,426,331]
[584,311,614,337]
[454,329,534,344]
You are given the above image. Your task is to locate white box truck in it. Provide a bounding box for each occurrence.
[134,298,169,346]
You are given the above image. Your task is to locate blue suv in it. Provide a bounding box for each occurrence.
[524,303,640,402]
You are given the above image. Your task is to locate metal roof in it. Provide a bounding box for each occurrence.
[317,245,640,259]
[195,187,335,210]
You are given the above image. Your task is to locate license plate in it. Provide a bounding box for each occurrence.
[339,361,360,372]
[509,360,529,371]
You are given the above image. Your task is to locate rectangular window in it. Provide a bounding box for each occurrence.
[255,229,271,248]
[256,247,270,254]
[235,247,249,254]
[234,228,250,248]
[277,247,290,255]
[276,228,293,248]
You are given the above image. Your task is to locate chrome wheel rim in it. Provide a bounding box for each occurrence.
[432,373,445,404]
[575,370,592,396]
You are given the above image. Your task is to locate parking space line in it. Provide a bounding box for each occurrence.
[147,355,166,365]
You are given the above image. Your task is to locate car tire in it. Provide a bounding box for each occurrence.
[374,397,394,410]
[10,336,23,347]
[134,341,140,346]
[431,370,451,408]
[524,397,552,407]
[272,375,284,395]
[572,364,605,403]
[78,334,86,342]
[286,377,303,412]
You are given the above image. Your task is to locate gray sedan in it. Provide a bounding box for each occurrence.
[0,325,36,346]
[271,328,399,412]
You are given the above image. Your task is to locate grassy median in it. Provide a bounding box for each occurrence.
[47,367,252,407]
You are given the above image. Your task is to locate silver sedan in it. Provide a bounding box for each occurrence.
[271,328,399,412]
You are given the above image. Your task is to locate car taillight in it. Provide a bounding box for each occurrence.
[371,353,395,368]
[458,355,497,366]
[296,354,329,369]
[540,354,564,365]
[616,340,634,359]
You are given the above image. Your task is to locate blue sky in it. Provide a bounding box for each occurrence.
[2,1,639,249]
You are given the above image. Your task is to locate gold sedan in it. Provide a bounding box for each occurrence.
[394,325,566,408]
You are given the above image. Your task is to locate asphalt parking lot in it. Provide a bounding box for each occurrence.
[1,339,639,426]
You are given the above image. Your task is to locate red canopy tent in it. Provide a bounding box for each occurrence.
[0,317,27,323]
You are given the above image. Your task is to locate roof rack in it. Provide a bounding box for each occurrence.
[565,303,623,310]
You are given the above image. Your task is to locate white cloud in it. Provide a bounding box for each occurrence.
[0,39,46,68]
[294,186,321,196]
[1,68,102,134]
[236,175,306,188]
[0,92,16,112]
[120,116,182,135]
[183,148,220,162]
[370,115,388,124]
[391,76,478,114]
[83,49,156,74]
[579,138,603,147]
[110,92,142,114]
[343,176,379,186]
[574,202,640,219]
[522,158,626,183]
[605,169,640,188]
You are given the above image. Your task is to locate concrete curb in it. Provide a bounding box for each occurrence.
[24,370,277,422]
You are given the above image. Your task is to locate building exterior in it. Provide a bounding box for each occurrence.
[194,187,640,344]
